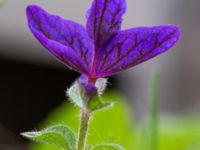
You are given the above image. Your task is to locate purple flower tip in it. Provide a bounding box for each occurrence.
[26,0,180,81]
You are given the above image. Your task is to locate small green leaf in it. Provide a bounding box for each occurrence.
[87,96,113,112]
[21,124,76,150]
[92,143,125,150]
[67,81,84,108]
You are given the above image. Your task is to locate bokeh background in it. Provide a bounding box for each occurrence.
[0,0,200,150]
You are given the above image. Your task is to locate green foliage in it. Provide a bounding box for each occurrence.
[30,91,135,150]
[67,77,110,112]
[91,143,125,150]
[87,78,112,112]
[22,125,76,150]
[87,96,113,112]
[29,90,200,150]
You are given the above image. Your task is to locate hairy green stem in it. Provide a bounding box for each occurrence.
[77,108,91,150]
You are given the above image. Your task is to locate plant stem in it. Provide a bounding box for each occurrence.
[77,108,91,150]
[149,69,160,150]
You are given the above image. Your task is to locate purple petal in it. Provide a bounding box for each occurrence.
[86,0,126,47]
[26,5,94,74]
[95,25,180,77]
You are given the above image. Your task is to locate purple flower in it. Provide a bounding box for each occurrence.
[26,0,180,83]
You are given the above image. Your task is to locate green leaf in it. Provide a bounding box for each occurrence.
[87,96,113,112]
[29,91,136,150]
[21,124,76,150]
[67,81,84,108]
[92,144,125,150]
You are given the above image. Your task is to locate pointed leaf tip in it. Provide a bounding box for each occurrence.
[21,124,76,150]
[88,96,113,112]
[92,143,125,150]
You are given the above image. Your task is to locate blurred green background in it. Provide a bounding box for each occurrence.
[30,91,200,150]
